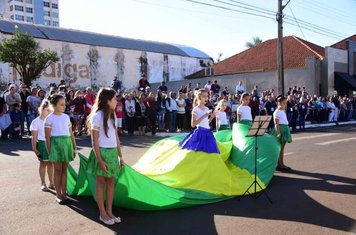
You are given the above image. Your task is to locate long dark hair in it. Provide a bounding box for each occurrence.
[87,88,116,137]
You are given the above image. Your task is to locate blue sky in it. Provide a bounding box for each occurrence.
[60,0,356,60]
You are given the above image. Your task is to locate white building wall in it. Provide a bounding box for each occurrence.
[324,47,348,96]
[0,33,208,90]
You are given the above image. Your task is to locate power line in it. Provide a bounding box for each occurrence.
[136,0,347,39]
[214,0,347,38]
[287,4,306,40]
[292,0,356,27]
[181,0,276,20]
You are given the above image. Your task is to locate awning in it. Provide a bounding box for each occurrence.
[334,72,356,89]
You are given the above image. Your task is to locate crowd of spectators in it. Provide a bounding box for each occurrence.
[1,78,355,140]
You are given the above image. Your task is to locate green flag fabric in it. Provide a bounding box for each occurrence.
[67,123,280,210]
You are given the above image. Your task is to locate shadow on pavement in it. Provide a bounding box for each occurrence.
[0,138,32,156]
[66,169,356,235]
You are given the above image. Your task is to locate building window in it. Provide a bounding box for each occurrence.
[15,15,24,21]
[52,21,59,27]
[26,7,33,13]
[15,5,24,11]
[9,5,13,11]
[52,12,58,18]
[15,0,23,2]
[10,15,14,20]
[25,0,32,3]
[44,20,51,25]
[26,16,33,22]
[43,11,50,16]
[52,3,58,9]
[43,1,50,7]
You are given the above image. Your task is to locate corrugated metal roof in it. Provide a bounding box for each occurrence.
[174,44,211,59]
[0,20,211,59]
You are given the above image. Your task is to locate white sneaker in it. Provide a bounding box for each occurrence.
[111,216,121,223]
[99,216,115,225]
[41,185,49,192]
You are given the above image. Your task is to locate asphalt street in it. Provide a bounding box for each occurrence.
[0,125,355,235]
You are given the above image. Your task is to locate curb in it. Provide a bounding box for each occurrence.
[154,121,356,137]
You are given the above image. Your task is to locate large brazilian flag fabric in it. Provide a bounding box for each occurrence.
[67,123,280,211]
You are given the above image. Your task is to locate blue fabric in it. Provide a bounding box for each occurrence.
[179,127,220,153]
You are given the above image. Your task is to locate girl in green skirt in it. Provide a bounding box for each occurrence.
[215,99,229,131]
[30,100,54,191]
[236,93,253,127]
[45,95,77,204]
[86,88,125,225]
[272,96,292,171]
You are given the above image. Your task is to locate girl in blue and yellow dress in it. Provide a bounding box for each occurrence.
[271,95,293,171]
[179,89,219,153]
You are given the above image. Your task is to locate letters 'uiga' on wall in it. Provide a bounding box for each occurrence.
[139,51,148,78]
[87,46,100,89]
[114,49,125,82]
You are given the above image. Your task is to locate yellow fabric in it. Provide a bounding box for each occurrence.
[133,139,265,196]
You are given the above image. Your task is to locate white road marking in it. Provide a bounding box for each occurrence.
[284,152,294,156]
[293,133,341,141]
[315,137,356,146]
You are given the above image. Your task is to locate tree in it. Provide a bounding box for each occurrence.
[245,36,263,48]
[215,52,223,63]
[0,30,59,86]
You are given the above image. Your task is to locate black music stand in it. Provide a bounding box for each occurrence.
[239,116,273,203]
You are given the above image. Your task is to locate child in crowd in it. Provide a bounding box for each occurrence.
[44,95,77,204]
[272,96,292,171]
[71,90,86,135]
[215,99,229,131]
[179,89,219,153]
[236,93,253,126]
[86,88,125,225]
[115,93,124,134]
[10,103,23,138]
[30,100,54,191]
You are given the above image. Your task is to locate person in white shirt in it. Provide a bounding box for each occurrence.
[215,99,229,131]
[271,96,292,171]
[204,81,212,92]
[5,84,21,112]
[179,89,219,153]
[44,95,77,205]
[30,100,54,192]
[235,81,244,94]
[125,94,136,135]
[166,92,177,132]
[86,88,124,225]
[236,93,252,126]
[327,97,336,122]
[176,92,186,132]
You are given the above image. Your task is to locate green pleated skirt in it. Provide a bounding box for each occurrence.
[218,125,228,131]
[239,119,252,127]
[49,136,74,162]
[271,124,292,143]
[37,140,49,161]
[87,148,120,178]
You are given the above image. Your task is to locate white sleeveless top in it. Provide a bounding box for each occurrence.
[192,106,210,129]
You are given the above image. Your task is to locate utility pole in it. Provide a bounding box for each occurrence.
[277,0,284,96]
[276,0,291,96]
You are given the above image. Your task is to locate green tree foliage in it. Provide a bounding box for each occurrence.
[0,30,59,86]
[245,36,263,48]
